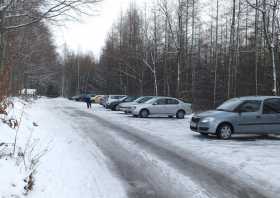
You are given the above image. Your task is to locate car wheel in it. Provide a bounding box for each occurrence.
[112,105,118,111]
[140,109,149,118]
[176,110,185,119]
[217,123,233,140]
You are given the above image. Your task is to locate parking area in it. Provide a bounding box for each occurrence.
[65,99,280,194]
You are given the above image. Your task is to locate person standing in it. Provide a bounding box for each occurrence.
[85,96,92,109]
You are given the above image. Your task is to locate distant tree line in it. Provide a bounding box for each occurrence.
[7,23,61,97]
[94,0,280,111]
[61,48,99,97]
[0,0,101,100]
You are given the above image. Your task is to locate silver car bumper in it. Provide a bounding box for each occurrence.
[190,118,217,134]
[120,107,132,114]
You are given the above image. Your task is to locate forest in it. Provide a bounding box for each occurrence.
[77,0,279,110]
[0,0,100,100]
[1,0,280,111]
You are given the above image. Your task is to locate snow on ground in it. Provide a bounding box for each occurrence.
[0,98,127,198]
[2,97,280,197]
[0,98,34,197]
[65,99,280,193]
[26,99,127,198]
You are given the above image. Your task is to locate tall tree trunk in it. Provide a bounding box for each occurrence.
[213,0,219,107]
[227,0,236,99]
[234,0,241,97]
[271,3,277,95]
[255,0,259,95]
[176,0,183,97]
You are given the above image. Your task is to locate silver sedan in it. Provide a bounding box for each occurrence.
[131,97,192,119]
[190,96,280,139]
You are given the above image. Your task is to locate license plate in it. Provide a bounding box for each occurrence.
[190,121,197,128]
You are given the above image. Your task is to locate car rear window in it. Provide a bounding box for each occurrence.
[124,97,138,102]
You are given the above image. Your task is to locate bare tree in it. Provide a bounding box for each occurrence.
[246,0,279,95]
[0,0,102,71]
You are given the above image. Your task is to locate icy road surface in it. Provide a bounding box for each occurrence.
[27,98,280,198]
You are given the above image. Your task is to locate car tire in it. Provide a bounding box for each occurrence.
[217,123,233,140]
[140,109,149,118]
[176,110,185,119]
[112,105,118,111]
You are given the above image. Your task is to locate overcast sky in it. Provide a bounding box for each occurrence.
[52,0,212,58]
[52,0,148,58]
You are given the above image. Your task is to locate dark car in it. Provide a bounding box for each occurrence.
[70,93,96,102]
[69,95,83,101]
[108,96,139,111]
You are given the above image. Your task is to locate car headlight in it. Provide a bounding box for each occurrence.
[131,106,137,110]
[201,117,215,123]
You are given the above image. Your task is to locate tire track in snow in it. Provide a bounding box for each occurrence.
[63,107,270,198]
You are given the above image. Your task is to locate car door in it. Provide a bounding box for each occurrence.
[261,98,280,133]
[235,100,262,133]
[166,99,180,114]
[149,98,167,115]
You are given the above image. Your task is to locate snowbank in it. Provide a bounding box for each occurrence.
[0,98,36,196]
[0,97,128,197]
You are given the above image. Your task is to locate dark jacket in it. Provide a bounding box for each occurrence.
[85,97,91,103]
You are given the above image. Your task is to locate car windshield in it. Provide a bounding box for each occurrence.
[139,97,154,103]
[145,98,159,104]
[217,99,243,112]
[134,97,144,103]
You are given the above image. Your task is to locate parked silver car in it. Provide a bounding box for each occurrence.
[105,95,127,108]
[190,96,280,139]
[131,97,192,119]
[118,96,155,113]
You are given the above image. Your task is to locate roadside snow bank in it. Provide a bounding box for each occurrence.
[25,98,127,198]
[0,98,37,196]
[1,97,127,198]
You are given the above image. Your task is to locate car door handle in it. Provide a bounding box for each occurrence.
[256,115,261,119]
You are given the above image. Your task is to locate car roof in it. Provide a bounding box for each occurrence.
[152,96,179,100]
[235,96,280,101]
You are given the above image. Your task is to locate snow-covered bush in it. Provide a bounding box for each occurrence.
[0,97,46,196]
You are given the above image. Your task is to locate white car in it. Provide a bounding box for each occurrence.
[105,95,127,108]
[131,97,192,119]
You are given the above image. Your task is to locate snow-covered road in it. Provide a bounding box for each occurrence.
[25,98,280,198]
